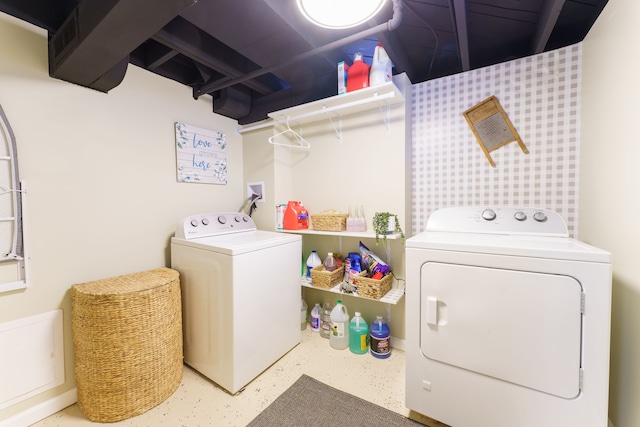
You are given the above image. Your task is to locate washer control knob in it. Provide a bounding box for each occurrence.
[217,215,227,224]
[190,219,199,227]
[243,215,250,222]
[533,211,548,222]
[201,218,209,226]
[514,211,527,221]
[481,209,497,221]
[234,215,242,222]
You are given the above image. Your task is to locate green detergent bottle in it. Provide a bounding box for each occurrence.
[349,312,369,355]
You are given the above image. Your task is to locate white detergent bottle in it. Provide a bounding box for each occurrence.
[306,250,322,278]
[330,300,350,350]
[370,43,392,86]
[310,303,321,332]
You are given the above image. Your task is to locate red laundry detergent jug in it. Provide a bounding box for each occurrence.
[283,201,309,230]
[347,52,370,92]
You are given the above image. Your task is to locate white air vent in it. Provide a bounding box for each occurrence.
[0,310,64,410]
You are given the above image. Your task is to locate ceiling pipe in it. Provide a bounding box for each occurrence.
[193,0,403,99]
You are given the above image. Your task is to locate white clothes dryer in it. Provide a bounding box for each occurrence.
[171,212,302,394]
[405,206,612,427]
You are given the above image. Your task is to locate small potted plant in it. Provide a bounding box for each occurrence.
[372,212,405,246]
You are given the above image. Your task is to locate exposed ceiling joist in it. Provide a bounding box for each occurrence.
[152,17,275,95]
[145,44,179,71]
[449,0,470,72]
[533,0,566,53]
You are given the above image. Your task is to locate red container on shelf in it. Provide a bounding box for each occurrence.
[347,52,370,92]
[283,201,309,230]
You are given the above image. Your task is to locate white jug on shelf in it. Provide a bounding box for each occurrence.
[370,44,392,86]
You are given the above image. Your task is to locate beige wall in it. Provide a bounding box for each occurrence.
[0,12,242,422]
[241,126,277,231]
[580,0,640,425]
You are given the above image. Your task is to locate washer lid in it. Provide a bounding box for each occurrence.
[171,230,301,255]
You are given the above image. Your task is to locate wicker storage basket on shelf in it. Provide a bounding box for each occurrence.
[71,267,183,422]
[310,210,348,231]
[353,272,393,299]
[310,264,345,289]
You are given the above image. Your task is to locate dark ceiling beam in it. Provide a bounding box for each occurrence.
[130,53,202,86]
[448,0,470,71]
[151,17,274,95]
[533,0,566,53]
[145,44,179,70]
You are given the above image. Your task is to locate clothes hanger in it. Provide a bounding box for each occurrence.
[268,116,311,149]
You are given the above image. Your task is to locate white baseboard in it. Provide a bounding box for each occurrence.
[390,336,405,351]
[0,388,77,427]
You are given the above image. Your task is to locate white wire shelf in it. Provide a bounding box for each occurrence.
[237,81,404,135]
[278,228,401,240]
[268,81,403,126]
[301,276,404,305]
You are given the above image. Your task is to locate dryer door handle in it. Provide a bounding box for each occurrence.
[426,296,438,326]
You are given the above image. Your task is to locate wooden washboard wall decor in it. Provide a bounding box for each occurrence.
[463,96,528,167]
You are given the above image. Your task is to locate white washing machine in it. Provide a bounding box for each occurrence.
[171,212,302,394]
[405,206,612,427]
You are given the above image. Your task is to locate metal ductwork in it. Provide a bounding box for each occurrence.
[48,0,196,92]
[213,87,252,120]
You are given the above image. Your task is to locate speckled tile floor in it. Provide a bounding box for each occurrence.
[31,328,441,427]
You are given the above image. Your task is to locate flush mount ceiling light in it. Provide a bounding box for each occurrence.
[297,0,387,29]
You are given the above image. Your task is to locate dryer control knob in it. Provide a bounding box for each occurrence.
[217,215,227,224]
[201,218,210,226]
[514,211,527,221]
[234,215,242,222]
[190,219,199,227]
[533,211,548,222]
[481,209,497,221]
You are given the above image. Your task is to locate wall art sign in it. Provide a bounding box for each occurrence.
[175,122,227,184]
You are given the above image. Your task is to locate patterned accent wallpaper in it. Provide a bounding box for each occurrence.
[411,43,582,237]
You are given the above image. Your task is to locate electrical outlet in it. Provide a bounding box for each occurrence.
[246,181,264,203]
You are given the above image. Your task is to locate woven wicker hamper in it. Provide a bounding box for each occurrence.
[71,267,183,422]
